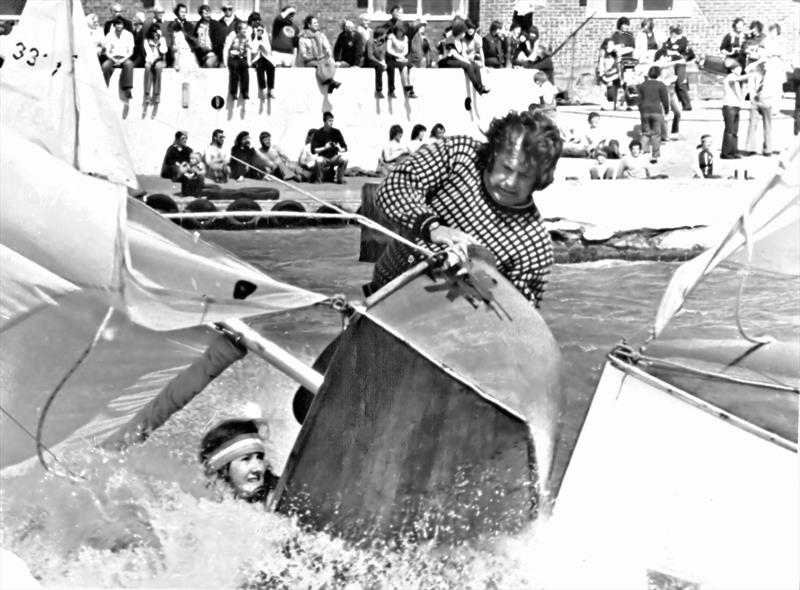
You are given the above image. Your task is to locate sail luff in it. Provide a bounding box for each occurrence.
[67,0,80,170]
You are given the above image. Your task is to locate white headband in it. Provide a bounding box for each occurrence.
[205,435,264,472]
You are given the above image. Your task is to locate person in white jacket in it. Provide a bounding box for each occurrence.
[101,17,135,99]
[142,25,167,106]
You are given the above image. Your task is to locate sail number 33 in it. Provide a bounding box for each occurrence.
[12,42,42,67]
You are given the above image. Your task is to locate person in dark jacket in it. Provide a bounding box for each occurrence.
[661,25,692,110]
[636,65,670,163]
[483,21,505,68]
[160,131,193,180]
[230,131,265,180]
[194,4,222,67]
[363,28,388,97]
[103,2,133,35]
[333,20,364,67]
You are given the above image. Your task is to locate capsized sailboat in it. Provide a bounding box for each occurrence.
[547,141,800,589]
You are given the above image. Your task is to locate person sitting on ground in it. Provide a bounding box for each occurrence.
[438,21,490,95]
[178,151,206,196]
[333,19,364,67]
[230,131,265,181]
[199,416,278,503]
[142,24,167,107]
[378,124,412,175]
[589,148,615,179]
[310,111,349,183]
[298,15,342,94]
[250,19,276,99]
[616,140,650,179]
[430,123,446,142]
[483,20,506,68]
[363,27,388,97]
[270,5,299,67]
[637,65,669,164]
[365,110,563,307]
[694,134,719,178]
[258,131,298,180]
[101,17,135,99]
[408,124,427,151]
[160,130,193,180]
[194,4,221,67]
[386,22,416,98]
[297,128,323,183]
[204,129,231,182]
[583,111,621,158]
[531,70,557,114]
[223,20,252,100]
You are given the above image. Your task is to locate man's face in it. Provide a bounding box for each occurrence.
[214,132,225,146]
[391,7,403,20]
[630,144,641,157]
[241,134,251,148]
[114,21,124,34]
[176,6,187,20]
[734,20,744,33]
[620,23,630,32]
[200,8,210,21]
[323,116,333,129]
[111,4,122,17]
[483,133,538,208]
[222,5,233,17]
[178,134,188,147]
[154,9,164,20]
[260,136,272,150]
[227,452,266,500]
[589,116,599,128]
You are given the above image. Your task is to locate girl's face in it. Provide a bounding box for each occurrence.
[434,127,445,139]
[395,131,403,141]
[227,452,266,500]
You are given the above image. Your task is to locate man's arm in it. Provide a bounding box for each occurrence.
[335,130,348,152]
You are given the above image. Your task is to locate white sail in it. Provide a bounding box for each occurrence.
[653,140,800,338]
[0,0,138,188]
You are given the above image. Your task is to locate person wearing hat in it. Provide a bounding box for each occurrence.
[271,5,299,67]
[199,417,278,502]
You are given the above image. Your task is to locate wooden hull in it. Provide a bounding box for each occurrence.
[273,250,564,543]
[547,349,799,588]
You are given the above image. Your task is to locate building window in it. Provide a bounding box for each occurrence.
[0,0,26,19]
[176,1,259,19]
[586,0,691,18]
[369,0,467,20]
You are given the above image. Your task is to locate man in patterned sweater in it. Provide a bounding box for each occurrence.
[366,110,562,307]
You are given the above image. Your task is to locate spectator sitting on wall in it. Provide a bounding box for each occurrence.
[298,129,323,183]
[438,21,490,95]
[87,13,106,61]
[334,19,365,67]
[616,140,650,179]
[531,41,555,83]
[103,2,133,35]
[505,23,521,68]
[378,124,412,175]
[270,6,299,67]
[172,4,198,70]
[250,18,276,99]
[310,111,349,183]
[408,124,427,151]
[464,19,484,67]
[131,12,146,67]
[408,19,432,68]
[357,15,372,45]
[583,111,620,158]
[720,17,747,69]
[218,1,242,44]
[194,5,222,67]
[143,3,173,67]
[204,129,231,183]
[512,25,540,68]
[142,24,167,106]
[230,131,265,180]
[483,21,506,68]
[179,151,206,196]
[298,15,342,93]
[386,22,417,98]
[223,20,252,100]
[160,130,193,180]
[101,17,135,100]
[363,27,388,98]
[589,148,615,179]
[258,131,299,180]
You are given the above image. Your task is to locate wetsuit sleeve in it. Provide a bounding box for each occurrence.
[375,139,453,237]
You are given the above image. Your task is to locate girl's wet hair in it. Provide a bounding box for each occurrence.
[476,110,563,193]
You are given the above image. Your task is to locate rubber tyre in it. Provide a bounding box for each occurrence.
[182,198,218,230]
[316,204,345,227]
[268,200,306,228]
[225,198,262,230]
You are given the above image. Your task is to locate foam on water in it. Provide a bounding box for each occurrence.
[2,228,797,588]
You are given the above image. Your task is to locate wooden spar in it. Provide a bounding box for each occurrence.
[219,319,323,395]
[101,322,322,451]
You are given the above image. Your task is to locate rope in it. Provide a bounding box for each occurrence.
[35,306,115,477]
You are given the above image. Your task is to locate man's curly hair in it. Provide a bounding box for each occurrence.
[476,110,563,193]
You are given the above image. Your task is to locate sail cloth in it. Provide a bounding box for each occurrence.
[653,140,800,338]
[0,130,326,469]
[0,0,138,188]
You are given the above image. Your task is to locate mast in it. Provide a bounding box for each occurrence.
[66,0,80,170]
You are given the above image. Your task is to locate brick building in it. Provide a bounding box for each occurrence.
[3,0,798,73]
